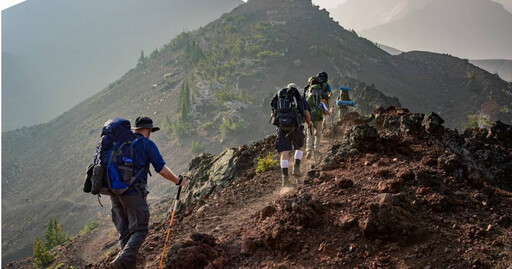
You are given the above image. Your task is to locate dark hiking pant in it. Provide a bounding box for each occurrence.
[275,125,305,152]
[110,192,149,267]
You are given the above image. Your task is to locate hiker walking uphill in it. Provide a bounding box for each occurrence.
[317,71,333,130]
[85,116,187,269]
[305,76,334,159]
[337,86,354,123]
[270,83,312,187]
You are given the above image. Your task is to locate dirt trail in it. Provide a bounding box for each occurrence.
[192,187,294,242]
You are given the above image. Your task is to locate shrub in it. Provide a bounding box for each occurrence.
[256,153,277,174]
[219,118,245,136]
[464,113,492,129]
[33,237,53,267]
[309,45,318,55]
[190,141,203,154]
[256,50,279,58]
[80,220,99,235]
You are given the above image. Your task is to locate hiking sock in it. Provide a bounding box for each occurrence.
[294,150,303,161]
[280,159,289,176]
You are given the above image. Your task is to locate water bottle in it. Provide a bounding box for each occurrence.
[337,100,355,107]
[122,157,133,167]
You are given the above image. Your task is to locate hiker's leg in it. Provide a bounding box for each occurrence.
[313,121,322,152]
[322,103,331,130]
[280,151,291,186]
[293,149,303,177]
[280,151,289,176]
[290,126,305,177]
[276,129,292,186]
[112,193,149,267]
[306,125,314,156]
[110,195,130,250]
[338,107,347,123]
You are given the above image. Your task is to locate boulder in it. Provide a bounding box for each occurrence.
[336,178,354,189]
[422,112,445,134]
[437,154,467,178]
[359,203,418,242]
[241,237,256,255]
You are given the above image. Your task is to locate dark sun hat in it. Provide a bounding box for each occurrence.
[132,116,160,132]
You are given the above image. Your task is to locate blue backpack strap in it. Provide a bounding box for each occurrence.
[130,137,150,181]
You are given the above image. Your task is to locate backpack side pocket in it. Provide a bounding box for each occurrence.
[90,165,104,195]
[83,164,94,193]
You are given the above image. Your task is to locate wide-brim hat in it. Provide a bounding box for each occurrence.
[132,116,160,132]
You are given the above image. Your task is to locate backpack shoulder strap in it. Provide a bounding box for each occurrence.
[129,136,151,180]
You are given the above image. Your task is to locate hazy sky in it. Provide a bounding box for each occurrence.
[3,0,347,10]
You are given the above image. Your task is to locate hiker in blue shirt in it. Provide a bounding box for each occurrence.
[110,116,187,269]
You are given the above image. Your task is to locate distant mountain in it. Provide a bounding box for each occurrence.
[1,0,242,131]
[329,0,429,31]
[493,0,512,13]
[328,0,512,32]
[2,0,512,265]
[376,43,403,55]
[470,59,512,82]
[359,0,512,60]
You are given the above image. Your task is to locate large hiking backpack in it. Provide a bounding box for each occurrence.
[84,118,145,197]
[272,88,302,131]
[306,84,324,121]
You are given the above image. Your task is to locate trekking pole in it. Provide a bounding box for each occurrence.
[159,175,188,269]
[330,104,335,143]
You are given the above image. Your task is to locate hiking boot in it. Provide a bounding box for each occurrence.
[110,258,124,269]
[110,252,136,269]
[292,164,302,177]
[282,174,291,187]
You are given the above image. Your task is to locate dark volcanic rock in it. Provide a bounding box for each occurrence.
[241,237,256,255]
[344,124,379,152]
[437,153,467,178]
[360,203,418,242]
[488,121,512,150]
[415,170,442,187]
[422,112,445,134]
[337,178,354,189]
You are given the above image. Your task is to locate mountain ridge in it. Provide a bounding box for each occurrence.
[2,0,512,264]
[6,106,512,268]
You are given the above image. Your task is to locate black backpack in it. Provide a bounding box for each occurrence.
[271,87,302,131]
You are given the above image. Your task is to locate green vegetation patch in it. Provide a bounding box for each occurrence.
[256,153,278,174]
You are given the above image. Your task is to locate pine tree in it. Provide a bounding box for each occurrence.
[33,237,53,267]
[137,50,147,67]
[162,115,173,133]
[44,217,70,250]
[44,218,56,249]
[178,80,191,122]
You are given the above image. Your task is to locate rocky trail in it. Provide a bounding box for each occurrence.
[7,107,512,269]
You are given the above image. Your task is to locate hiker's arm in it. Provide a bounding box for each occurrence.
[159,166,187,186]
[324,107,334,116]
[304,111,312,127]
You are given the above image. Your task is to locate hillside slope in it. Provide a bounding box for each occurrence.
[2,0,512,264]
[7,107,512,268]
